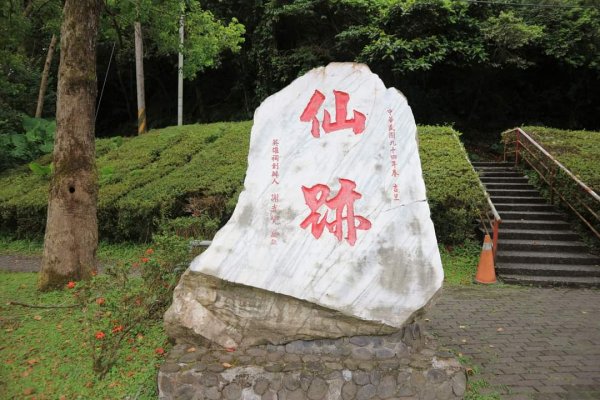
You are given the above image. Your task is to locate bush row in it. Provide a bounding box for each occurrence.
[0,122,484,244]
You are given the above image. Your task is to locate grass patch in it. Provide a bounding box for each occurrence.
[440,240,481,285]
[0,271,169,399]
[0,236,43,256]
[0,235,147,265]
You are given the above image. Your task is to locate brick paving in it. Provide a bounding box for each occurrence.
[424,285,600,399]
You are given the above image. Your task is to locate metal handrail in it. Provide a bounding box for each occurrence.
[468,154,502,260]
[503,127,600,240]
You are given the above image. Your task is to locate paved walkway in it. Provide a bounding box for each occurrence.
[0,255,41,272]
[425,285,600,399]
[2,256,599,399]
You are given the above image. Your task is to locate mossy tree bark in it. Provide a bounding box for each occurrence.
[38,0,101,291]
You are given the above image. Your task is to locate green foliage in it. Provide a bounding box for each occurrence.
[481,11,543,68]
[0,271,167,399]
[28,162,52,178]
[439,240,481,285]
[102,0,245,80]
[185,0,600,136]
[0,1,61,139]
[419,126,487,244]
[76,234,190,377]
[0,122,251,241]
[0,121,484,245]
[1,116,56,170]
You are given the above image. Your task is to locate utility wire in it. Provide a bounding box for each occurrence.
[95,41,116,122]
[463,0,599,9]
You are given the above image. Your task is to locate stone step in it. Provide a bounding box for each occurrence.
[495,203,556,212]
[496,250,600,265]
[498,239,589,253]
[491,196,547,204]
[487,188,541,197]
[499,228,580,241]
[499,274,600,288]
[476,167,519,173]
[484,182,536,190]
[498,210,565,220]
[472,162,513,167]
[500,219,571,230]
[478,171,524,177]
[497,262,600,277]
[480,176,529,184]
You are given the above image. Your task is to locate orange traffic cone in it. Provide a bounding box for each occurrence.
[475,234,497,284]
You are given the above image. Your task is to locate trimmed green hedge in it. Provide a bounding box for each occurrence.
[419,126,486,244]
[0,122,484,244]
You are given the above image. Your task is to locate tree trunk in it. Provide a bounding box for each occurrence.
[38,0,100,291]
[134,21,146,134]
[35,34,58,118]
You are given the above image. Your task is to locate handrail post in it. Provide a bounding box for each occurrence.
[550,165,556,204]
[492,220,499,261]
[515,129,520,166]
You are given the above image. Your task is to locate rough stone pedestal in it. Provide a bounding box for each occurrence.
[158,322,466,400]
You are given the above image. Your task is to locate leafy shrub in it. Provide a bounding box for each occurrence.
[0,122,483,244]
[0,116,55,171]
[76,234,190,378]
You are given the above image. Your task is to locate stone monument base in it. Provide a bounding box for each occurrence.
[158,322,466,400]
[165,271,410,349]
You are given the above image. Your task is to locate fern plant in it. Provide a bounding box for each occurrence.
[0,116,55,170]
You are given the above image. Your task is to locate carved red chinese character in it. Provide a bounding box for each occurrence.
[300,90,366,138]
[300,178,372,246]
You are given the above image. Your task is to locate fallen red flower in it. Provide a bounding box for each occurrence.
[141,257,150,263]
[67,281,76,289]
[112,325,124,333]
[145,248,154,255]
[95,297,105,305]
[95,331,106,340]
[155,347,165,355]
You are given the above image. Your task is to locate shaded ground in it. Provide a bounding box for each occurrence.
[425,285,600,399]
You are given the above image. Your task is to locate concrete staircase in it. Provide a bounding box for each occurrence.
[473,161,600,287]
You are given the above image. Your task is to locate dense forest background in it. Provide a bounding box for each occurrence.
[2,0,599,152]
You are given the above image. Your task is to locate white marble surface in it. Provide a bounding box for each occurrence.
[190,63,443,327]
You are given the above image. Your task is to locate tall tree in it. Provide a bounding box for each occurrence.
[35,34,58,118]
[39,0,101,290]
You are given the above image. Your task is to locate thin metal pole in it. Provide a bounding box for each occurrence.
[135,21,146,134]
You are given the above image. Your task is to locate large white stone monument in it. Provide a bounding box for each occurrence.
[165,63,443,348]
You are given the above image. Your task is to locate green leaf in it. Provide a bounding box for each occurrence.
[39,142,54,153]
[21,115,41,133]
[28,162,52,178]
